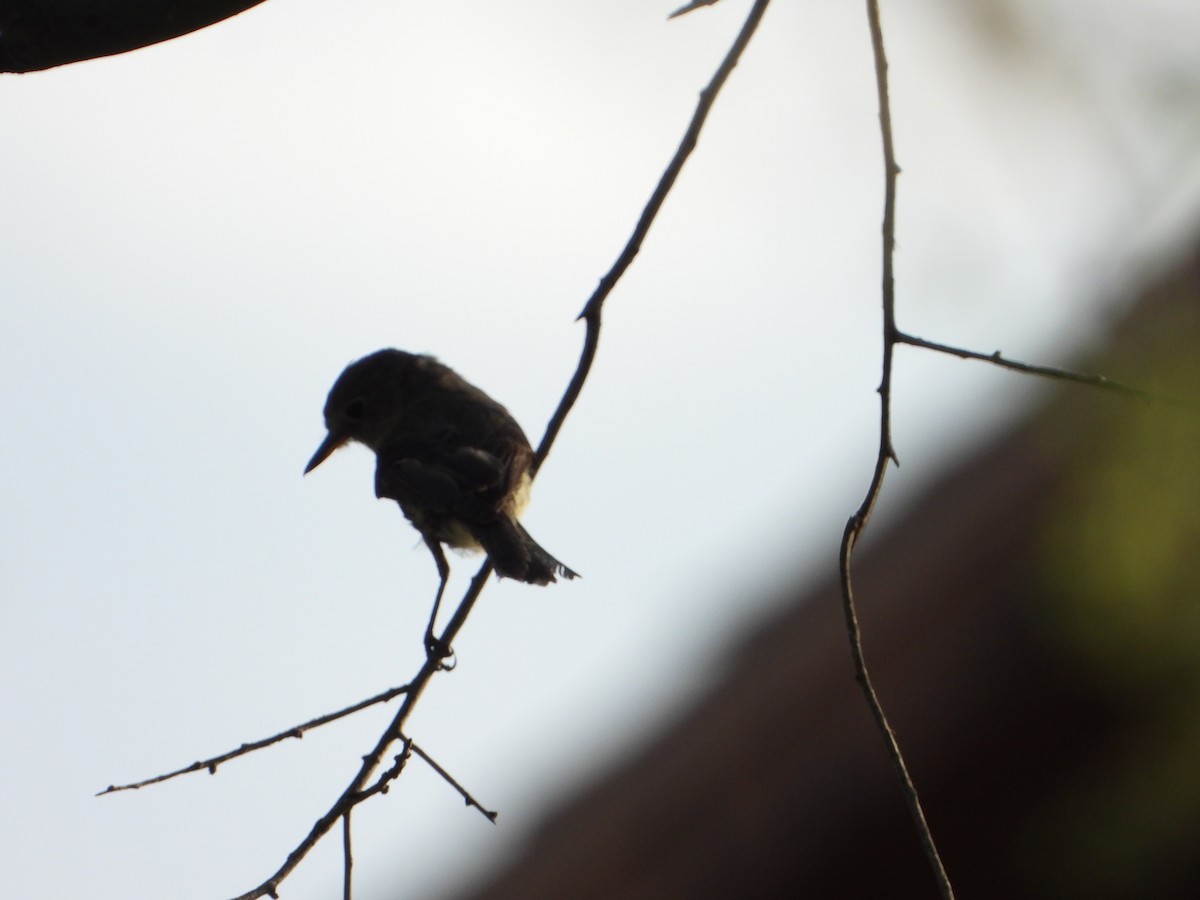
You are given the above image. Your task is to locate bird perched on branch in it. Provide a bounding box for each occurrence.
[305,349,577,649]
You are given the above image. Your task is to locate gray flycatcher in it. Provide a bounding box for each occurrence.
[305,349,577,647]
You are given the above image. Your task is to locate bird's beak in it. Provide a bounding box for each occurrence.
[304,431,346,475]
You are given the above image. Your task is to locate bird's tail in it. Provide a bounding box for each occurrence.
[473,518,578,585]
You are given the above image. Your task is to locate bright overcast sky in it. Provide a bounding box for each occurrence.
[3,1,1198,898]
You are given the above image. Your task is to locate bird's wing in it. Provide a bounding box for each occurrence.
[372,422,509,519]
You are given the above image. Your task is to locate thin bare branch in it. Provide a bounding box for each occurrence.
[409,739,499,823]
[225,692,429,900]
[97,683,410,795]
[898,330,1195,408]
[576,0,770,321]
[342,812,352,900]
[356,739,414,804]
[668,0,726,20]
[540,0,772,468]
[841,4,955,898]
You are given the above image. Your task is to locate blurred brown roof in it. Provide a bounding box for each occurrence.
[451,242,1200,900]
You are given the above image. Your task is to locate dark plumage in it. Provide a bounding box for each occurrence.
[305,349,576,585]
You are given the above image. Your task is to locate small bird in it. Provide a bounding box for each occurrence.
[305,349,577,645]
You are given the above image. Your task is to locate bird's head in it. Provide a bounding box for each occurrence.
[304,349,417,474]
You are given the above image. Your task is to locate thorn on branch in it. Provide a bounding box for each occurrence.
[669,0,725,18]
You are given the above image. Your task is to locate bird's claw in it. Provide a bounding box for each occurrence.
[424,632,456,670]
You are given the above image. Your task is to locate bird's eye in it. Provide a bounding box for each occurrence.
[345,398,366,420]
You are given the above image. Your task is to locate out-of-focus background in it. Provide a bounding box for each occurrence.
[2,1,1198,898]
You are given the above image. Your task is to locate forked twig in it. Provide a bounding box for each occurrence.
[841,3,955,898]
[898,330,1195,408]
[97,683,411,795]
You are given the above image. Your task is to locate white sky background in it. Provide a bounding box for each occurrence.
[2,1,1199,898]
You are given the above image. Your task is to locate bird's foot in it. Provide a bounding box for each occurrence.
[424,631,456,670]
